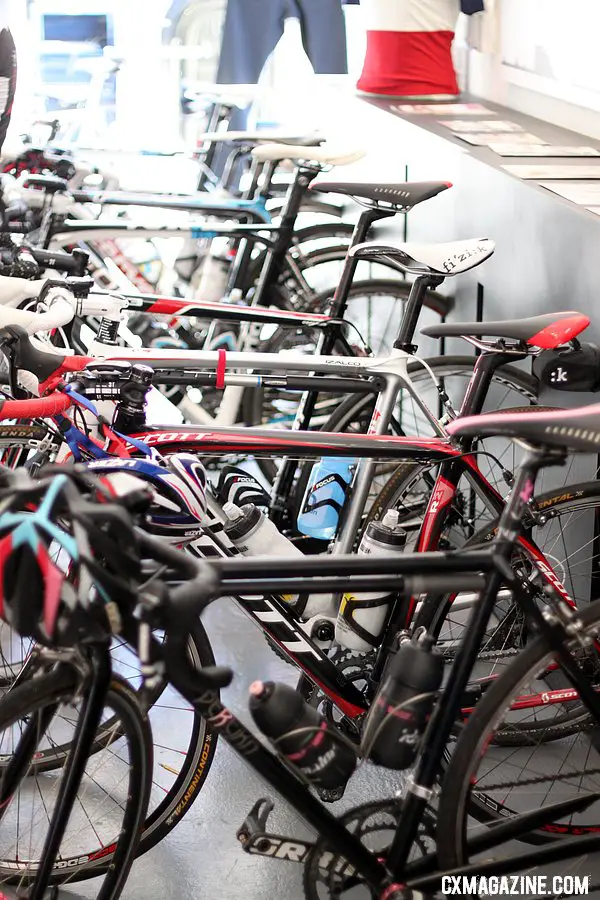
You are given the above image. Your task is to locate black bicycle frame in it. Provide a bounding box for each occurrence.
[121,549,493,895]
[127,424,511,717]
[190,448,600,890]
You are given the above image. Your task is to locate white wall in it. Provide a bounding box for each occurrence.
[467,0,600,139]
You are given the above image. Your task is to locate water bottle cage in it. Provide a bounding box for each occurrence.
[301,472,351,515]
[340,594,389,647]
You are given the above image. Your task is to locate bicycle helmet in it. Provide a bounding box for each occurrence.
[85,452,208,540]
[0,465,144,646]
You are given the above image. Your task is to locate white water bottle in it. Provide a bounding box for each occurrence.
[194,238,231,303]
[335,510,407,652]
[223,503,336,618]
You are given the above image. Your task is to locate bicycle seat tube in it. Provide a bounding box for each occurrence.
[386,446,547,876]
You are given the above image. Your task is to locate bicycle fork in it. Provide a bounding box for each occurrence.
[24,647,112,900]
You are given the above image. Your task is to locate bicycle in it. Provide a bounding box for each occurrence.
[9,145,442,351]
[0,291,584,713]
[3,402,600,895]
[0,247,587,853]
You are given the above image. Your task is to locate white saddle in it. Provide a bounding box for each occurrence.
[350,239,495,276]
[251,143,365,167]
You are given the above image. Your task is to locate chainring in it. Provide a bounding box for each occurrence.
[302,798,436,900]
[303,647,376,743]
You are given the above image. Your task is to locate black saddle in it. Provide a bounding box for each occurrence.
[422,311,590,349]
[447,403,600,455]
[310,180,450,210]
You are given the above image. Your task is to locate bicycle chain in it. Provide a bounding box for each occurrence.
[483,761,600,792]
[443,647,521,662]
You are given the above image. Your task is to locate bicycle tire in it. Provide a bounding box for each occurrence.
[435,597,600,860]
[0,621,219,856]
[136,618,219,853]
[0,667,151,892]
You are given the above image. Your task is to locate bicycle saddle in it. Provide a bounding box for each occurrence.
[199,131,324,147]
[251,144,365,167]
[422,311,590,349]
[311,180,450,209]
[447,402,600,455]
[350,238,494,274]
[22,174,69,194]
[186,83,260,107]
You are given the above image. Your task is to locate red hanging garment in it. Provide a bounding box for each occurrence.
[357,0,460,98]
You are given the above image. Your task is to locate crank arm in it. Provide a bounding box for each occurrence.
[237,798,314,864]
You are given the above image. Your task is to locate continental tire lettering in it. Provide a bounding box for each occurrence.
[165,738,213,824]
[537,493,575,509]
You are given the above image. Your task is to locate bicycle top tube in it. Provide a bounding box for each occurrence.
[125,425,456,461]
[69,190,273,223]
[51,221,280,242]
[91,344,415,376]
[98,292,333,325]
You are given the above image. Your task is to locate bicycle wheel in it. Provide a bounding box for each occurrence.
[436,598,600,865]
[0,621,219,855]
[416,481,600,723]
[292,277,448,357]
[0,667,151,893]
[280,233,451,329]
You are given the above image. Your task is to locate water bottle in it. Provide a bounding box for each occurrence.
[194,238,232,303]
[361,636,444,770]
[297,457,356,541]
[223,503,336,618]
[249,681,356,789]
[335,510,407,652]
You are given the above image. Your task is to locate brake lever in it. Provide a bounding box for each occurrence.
[163,629,233,690]
[0,329,27,400]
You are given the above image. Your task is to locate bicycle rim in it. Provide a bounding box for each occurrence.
[0,669,151,892]
[436,598,600,864]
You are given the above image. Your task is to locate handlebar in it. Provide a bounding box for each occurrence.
[0,391,72,420]
[0,288,76,335]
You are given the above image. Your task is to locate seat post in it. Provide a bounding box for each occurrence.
[393,273,444,353]
[250,163,322,302]
[328,206,396,320]
[458,350,528,419]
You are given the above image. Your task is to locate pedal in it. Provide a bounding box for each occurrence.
[317,784,345,803]
[236,798,314,864]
